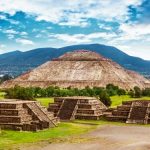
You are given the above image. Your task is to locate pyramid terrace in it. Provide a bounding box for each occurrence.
[48,96,107,120]
[106,100,150,124]
[0,99,58,131]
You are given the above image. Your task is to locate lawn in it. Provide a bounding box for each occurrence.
[0,92,5,100]
[0,121,96,149]
[0,91,150,108]
[1,119,150,149]
[110,95,150,107]
[36,95,150,108]
[36,97,54,107]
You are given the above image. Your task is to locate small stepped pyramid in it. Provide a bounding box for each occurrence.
[126,101,150,124]
[106,100,150,124]
[48,97,107,120]
[0,99,58,131]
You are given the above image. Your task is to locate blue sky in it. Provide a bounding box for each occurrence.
[0,0,150,59]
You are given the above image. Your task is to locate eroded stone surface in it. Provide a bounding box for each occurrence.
[1,50,150,89]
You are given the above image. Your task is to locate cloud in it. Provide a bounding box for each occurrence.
[7,34,15,39]
[117,23,150,41]
[0,44,6,48]
[0,0,144,27]
[20,31,28,36]
[49,32,116,44]
[0,44,7,54]
[4,29,18,34]
[16,38,34,45]
[0,14,19,24]
[135,0,150,24]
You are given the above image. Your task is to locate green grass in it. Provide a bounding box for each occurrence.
[0,92,5,99]
[36,95,150,108]
[0,122,96,149]
[110,95,150,107]
[36,97,54,107]
[1,119,150,149]
[0,91,150,108]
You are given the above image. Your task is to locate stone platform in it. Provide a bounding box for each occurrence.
[0,99,58,131]
[48,97,107,120]
[106,100,150,124]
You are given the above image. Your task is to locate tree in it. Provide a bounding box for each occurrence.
[134,86,142,98]
[117,89,126,96]
[5,86,35,100]
[128,89,135,98]
[142,88,150,96]
[106,84,119,96]
[99,90,111,107]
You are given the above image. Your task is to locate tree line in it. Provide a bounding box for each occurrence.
[3,84,150,107]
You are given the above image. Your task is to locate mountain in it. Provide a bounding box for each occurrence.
[0,44,150,77]
[1,50,150,89]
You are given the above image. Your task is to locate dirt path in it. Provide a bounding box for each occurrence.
[21,125,150,150]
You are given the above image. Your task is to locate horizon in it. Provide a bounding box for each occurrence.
[1,43,150,61]
[0,0,150,59]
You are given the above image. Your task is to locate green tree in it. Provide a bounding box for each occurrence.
[134,86,142,98]
[99,90,111,107]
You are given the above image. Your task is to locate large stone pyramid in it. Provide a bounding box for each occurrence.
[1,50,150,89]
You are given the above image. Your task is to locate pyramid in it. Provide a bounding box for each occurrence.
[106,100,150,124]
[0,99,58,131]
[1,50,150,89]
[48,96,107,120]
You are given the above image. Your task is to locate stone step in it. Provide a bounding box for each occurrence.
[112,110,129,116]
[106,115,127,122]
[122,101,132,105]
[75,115,100,120]
[117,106,131,111]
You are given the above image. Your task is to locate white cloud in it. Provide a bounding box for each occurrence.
[0,14,7,20]
[35,34,42,38]
[7,34,15,39]
[16,38,34,45]
[20,31,28,36]
[0,44,6,48]
[112,23,150,41]
[49,32,116,44]
[4,29,18,34]
[0,14,19,25]
[0,0,143,26]
[120,23,150,36]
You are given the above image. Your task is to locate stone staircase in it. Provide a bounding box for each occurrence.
[106,100,150,124]
[0,100,58,131]
[126,101,150,124]
[25,102,57,128]
[48,97,107,120]
[57,99,78,120]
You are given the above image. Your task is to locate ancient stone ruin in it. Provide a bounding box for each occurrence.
[48,97,107,120]
[106,100,150,124]
[0,100,58,131]
[1,50,150,90]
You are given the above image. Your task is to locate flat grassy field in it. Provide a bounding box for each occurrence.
[0,92,5,99]
[0,92,149,108]
[36,97,54,107]
[0,121,96,149]
[1,120,150,149]
[36,95,150,108]
[111,95,150,107]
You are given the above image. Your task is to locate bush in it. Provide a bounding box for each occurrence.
[99,90,112,107]
[5,85,35,100]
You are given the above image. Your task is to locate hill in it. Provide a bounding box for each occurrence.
[0,44,150,77]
